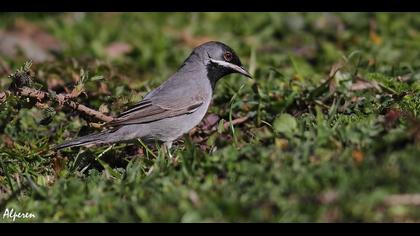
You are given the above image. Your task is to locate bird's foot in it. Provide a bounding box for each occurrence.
[164,141,179,165]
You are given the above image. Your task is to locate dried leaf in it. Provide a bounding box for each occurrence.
[319,190,339,204]
[0,18,62,62]
[179,31,214,48]
[105,42,133,59]
[384,109,401,127]
[370,31,382,46]
[47,75,65,90]
[294,45,317,59]
[98,82,110,95]
[275,138,288,149]
[99,103,110,114]
[164,28,214,48]
[350,76,382,92]
[369,19,382,46]
[201,114,220,131]
[352,150,364,164]
[0,91,7,103]
[188,190,201,207]
[385,194,420,206]
[52,154,65,178]
[2,135,15,148]
[69,84,84,98]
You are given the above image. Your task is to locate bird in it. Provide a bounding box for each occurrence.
[55,41,252,154]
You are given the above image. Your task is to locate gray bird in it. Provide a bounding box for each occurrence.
[55,41,251,152]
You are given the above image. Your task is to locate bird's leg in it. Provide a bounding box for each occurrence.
[163,141,173,159]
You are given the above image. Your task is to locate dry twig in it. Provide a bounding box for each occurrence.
[22,87,113,122]
[189,115,249,137]
[1,61,113,123]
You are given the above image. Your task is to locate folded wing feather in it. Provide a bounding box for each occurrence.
[107,97,203,127]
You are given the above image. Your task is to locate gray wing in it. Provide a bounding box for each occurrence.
[107,81,205,127]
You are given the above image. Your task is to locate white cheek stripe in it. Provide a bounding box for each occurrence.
[209,58,251,78]
[209,59,235,68]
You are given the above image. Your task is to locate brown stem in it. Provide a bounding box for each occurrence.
[189,115,249,137]
[223,116,249,130]
[3,86,113,123]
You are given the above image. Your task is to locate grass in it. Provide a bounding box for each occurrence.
[1,12,420,222]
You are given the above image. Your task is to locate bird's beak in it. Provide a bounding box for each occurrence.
[232,65,253,79]
[210,59,253,79]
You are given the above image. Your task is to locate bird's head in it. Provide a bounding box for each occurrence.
[190,41,252,83]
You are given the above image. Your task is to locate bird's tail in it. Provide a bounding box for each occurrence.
[54,130,115,150]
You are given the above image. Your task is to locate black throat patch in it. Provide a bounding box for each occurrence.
[206,62,232,90]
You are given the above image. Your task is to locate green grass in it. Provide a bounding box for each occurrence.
[1,12,420,222]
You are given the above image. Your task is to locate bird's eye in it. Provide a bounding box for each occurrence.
[223,52,233,62]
